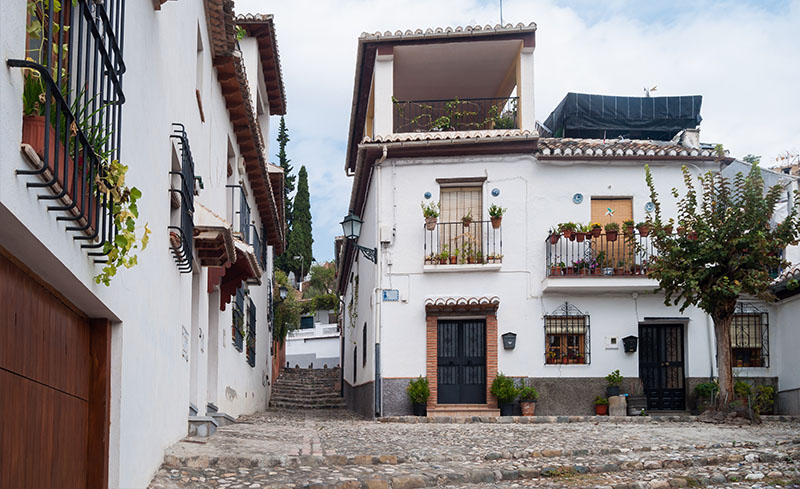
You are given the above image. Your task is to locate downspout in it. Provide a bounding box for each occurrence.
[374,145,387,418]
[707,313,715,379]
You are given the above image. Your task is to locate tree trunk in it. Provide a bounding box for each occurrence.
[712,312,734,410]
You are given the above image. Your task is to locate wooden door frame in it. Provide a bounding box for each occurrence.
[0,248,110,488]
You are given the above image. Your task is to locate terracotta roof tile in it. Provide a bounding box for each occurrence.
[359,22,537,42]
[235,14,287,115]
[364,129,537,144]
[537,138,719,159]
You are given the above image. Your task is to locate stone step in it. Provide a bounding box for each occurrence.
[268,400,347,409]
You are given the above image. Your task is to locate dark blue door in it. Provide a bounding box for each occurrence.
[438,320,486,404]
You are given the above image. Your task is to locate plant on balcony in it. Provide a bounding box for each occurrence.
[636,221,651,237]
[590,222,603,238]
[476,251,484,264]
[575,223,589,242]
[614,260,626,276]
[488,204,506,229]
[439,245,450,265]
[662,217,675,235]
[550,261,565,276]
[604,222,620,241]
[421,201,439,230]
[559,222,577,240]
[461,211,473,228]
[623,219,635,235]
[548,227,560,244]
[450,247,459,265]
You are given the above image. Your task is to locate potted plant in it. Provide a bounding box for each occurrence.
[590,222,603,238]
[676,220,687,235]
[550,261,564,276]
[663,218,674,235]
[488,204,506,229]
[462,211,473,228]
[548,227,560,245]
[575,223,588,242]
[439,245,450,265]
[491,373,517,416]
[604,222,620,241]
[636,221,651,237]
[476,251,484,264]
[623,219,635,236]
[517,381,539,416]
[605,369,623,397]
[450,247,459,265]
[559,222,576,240]
[406,376,430,416]
[421,202,439,231]
[594,396,609,415]
[546,350,558,364]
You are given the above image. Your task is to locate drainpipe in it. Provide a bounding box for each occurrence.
[374,145,387,418]
[707,313,715,379]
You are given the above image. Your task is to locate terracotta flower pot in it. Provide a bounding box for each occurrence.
[562,229,574,240]
[687,231,698,241]
[549,234,560,244]
[520,400,536,416]
[425,216,437,231]
[637,225,650,237]
[462,219,472,228]
[664,226,673,234]
[595,404,608,415]
[490,216,502,229]
[22,115,57,163]
[575,232,586,242]
[590,228,602,238]
[449,256,457,265]
[606,231,618,242]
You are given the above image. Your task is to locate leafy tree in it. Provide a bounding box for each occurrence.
[742,154,760,165]
[283,166,313,282]
[644,163,800,409]
[273,270,300,344]
[276,116,295,223]
[305,262,335,297]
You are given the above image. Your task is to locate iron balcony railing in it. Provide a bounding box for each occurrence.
[169,123,195,273]
[545,230,657,277]
[232,286,245,352]
[8,0,126,262]
[424,220,503,266]
[226,184,251,244]
[393,96,518,133]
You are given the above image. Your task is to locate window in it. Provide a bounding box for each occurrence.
[300,316,314,329]
[544,303,590,364]
[246,298,256,367]
[353,346,358,383]
[362,323,367,366]
[232,286,245,352]
[731,303,769,367]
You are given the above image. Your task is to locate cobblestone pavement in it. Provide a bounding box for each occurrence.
[149,409,800,489]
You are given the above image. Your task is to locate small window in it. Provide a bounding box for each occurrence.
[300,316,314,329]
[544,303,590,365]
[731,303,769,367]
[362,323,367,366]
[353,345,358,382]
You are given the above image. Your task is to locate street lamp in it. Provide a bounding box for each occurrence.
[340,212,377,264]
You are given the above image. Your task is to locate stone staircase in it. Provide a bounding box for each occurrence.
[269,367,346,409]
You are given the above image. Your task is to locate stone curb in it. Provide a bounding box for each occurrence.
[377,414,800,424]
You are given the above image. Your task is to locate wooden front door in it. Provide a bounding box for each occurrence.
[437,319,486,404]
[638,323,686,410]
[0,253,108,488]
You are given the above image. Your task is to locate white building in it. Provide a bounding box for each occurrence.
[337,23,800,419]
[286,304,341,369]
[0,1,286,487]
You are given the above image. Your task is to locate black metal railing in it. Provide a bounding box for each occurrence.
[226,184,251,243]
[249,224,264,270]
[424,220,503,265]
[545,231,657,277]
[232,286,245,352]
[168,123,194,273]
[393,97,518,133]
[247,298,256,367]
[8,0,126,262]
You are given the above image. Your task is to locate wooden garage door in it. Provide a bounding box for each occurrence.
[0,253,102,489]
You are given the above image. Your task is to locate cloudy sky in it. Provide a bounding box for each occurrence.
[237,0,800,263]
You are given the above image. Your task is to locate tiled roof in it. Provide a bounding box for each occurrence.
[359,22,537,42]
[363,129,538,144]
[424,296,500,313]
[537,138,720,158]
[236,14,287,115]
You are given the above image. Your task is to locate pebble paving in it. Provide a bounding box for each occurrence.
[149,409,800,489]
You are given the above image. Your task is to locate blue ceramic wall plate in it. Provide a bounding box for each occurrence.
[572,193,583,204]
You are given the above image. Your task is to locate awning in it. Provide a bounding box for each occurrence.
[208,238,263,311]
[193,203,235,267]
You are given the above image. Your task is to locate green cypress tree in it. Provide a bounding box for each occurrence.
[284,166,313,282]
[276,116,295,225]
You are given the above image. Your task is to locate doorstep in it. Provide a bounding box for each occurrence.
[428,404,500,418]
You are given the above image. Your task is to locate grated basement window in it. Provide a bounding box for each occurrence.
[232,286,245,352]
[168,123,195,273]
[544,302,590,365]
[731,303,769,368]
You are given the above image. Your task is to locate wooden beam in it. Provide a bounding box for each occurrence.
[87,318,111,489]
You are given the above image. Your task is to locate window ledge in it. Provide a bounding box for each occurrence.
[424,263,502,273]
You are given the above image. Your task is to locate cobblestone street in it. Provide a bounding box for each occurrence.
[149,410,800,489]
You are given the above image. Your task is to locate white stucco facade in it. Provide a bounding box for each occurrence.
[0,1,285,487]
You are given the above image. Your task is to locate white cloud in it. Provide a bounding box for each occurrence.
[236,0,800,261]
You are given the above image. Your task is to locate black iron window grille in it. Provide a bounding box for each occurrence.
[362,323,367,366]
[423,221,503,265]
[544,302,591,365]
[8,0,126,261]
[247,298,256,367]
[267,279,274,331]
[232,286,245,352]
[226,184,251,243]
[545,231,656,277]
[168,123,195,273]
[393,97,518,133]
[731,303,769,368]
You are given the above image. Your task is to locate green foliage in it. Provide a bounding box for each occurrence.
[420,201,439,218]
[305,262,335,297]
[734,380,752,398]
[594,396,609,406]
[488,204,506,218]
[604,222,620,232]
[273,270,300,344]
[234,25,246,41]
[694,381,718,399]
[94,161,150,286]
[491,373,517,403]
[754,385,775,415]
[605,369,623,387]
[274,117,295,274]
[283,166,313,281]
[406,376,430,404]
[517,381,539,401]
[310,293,337,313]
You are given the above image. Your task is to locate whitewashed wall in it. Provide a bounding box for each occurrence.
[0,1,278,487]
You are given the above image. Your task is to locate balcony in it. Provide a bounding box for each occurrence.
[393,97,518,133]
[423,220,502,272]
[226,184,265,270]
[543,230,659,293]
